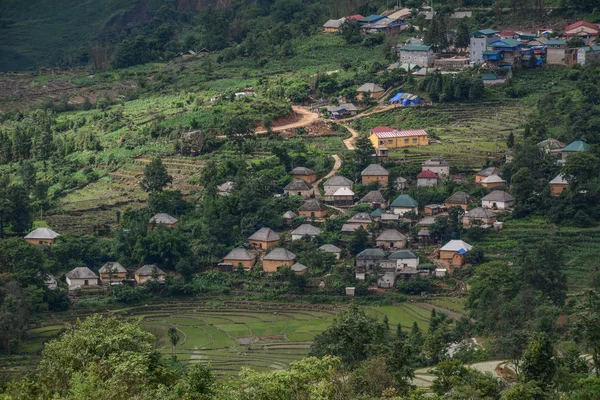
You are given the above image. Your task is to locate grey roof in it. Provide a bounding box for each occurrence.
[465,207,496,219]
[357,248,387,259]
[482,174,505,184]
[376,229,406,242]
[550,174,568,185]
[282,211,298,219]
[381,213,400,221]
[319,244,342,253]
[217,181,234,192]
[264,248,296,261]
[389,249,419,260]
[476,167,502,177]
[66,267,98,280]
[417,216,436,226]
[361,164,389,176]
[249,227,280,242]
[149,213,178,224]
[445,191,475,205]
[357,83,384,93]
[284,179,312,191]
[135,264,166,276]
[440,240,473,252]
[398,266,419,274]
[360,190,386,204]
[333,187,355,196]
[326,103,358,113]
[341,224,361,233]
[299,199,328,212]
[98,262,126,274]
[291,167,316,176]
[348,212,373,224]
[223,248,256,261]
[537,138,566,150]
[291,224,322,236]
[291,263,308,272]
[324,175,353,187]
[323,18,346,28]
[422,158,449,166]
[24,227,60,240]
[482,190,515,202]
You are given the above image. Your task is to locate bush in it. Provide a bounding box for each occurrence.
[396,279,430,295]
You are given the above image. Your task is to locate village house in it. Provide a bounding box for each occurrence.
[546,40,578,66]
[66,267,99,290]
[362,17,402,35]
[549,174,569,197]
[480,174,506,189]
[358,14,385,24]
[284,179,314,197]
[470,29,500,64]
[148,213,178,230]
[564,20,600,45]
[346,212,373,230]
[422,158,449,177]
[484,38,523,67]
[282,211,297,224]
[355,248,387,281]
[561,140,590,162]
[134,265,166,285]
[395,177,408,190]
[298,199,328,219]
[369,126,429,150]
[248,227,280,249]
[291,263,308,274]
[381,213,402,227]
[389,92,424,107]
[577,45,600,65]
[291,224,322,241]
[439,240,473,267]
[423,204,446,216]
[537,138,565,155]
[482,190,516,210]
[376,229,407,250]
[380,249,420,281]
[217,181,234,195]
[370,208,385,221]
[417,170,440,187]
[45,274,58,290]
[398,44,434,68]
[222,248,256,270]
[360,190,387,209]
[475,167,502,183]
[98,262,127,282]
[323,18,346,33]
[262,248,296,273]
[325,103,358,118]
[390,194,418,215]
[291,167,317,183]
[323,175,353,202]
[444,191,476,210]
[341,223,361,234]
[319,244,342,260]
[356,83,386,99]
[333,187,355,207]
[24,227,60,246]
[346,14,365,21]
[385,8,411,21]
[361,164,389,185]
[463,207,497,228]
[376,264,397,288]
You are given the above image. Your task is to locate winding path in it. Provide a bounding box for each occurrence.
[256,106,319,133]
[312,155,342,197]
[341,124,358,150]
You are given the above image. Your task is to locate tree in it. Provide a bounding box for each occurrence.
[140,158,172,193]
[455,21,470,53]
[340,19,362,44]
[0,238,45,286]
[572,290,600,377]
[223,116,256,159]
[168,327,180,354]
[521,332,556,387]
[507,132,515,148]
[563,151,599,190]
[348,226,370,255]
[354,135,376,171]
[510,167,536,207]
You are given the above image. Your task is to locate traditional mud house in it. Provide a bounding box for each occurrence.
[361,164,389,185]
[417,170,440,187]
[282,211,297,224]
[323,18,346,33]
[284,179,314,197]
[346,212,373,230]
[445,191,476,210]
[369,126,428,149]
[356,83,385,99]
[475,167,503,183]
[463,207,497,228]
[222,248,256,270]
[439,240,473,267]
[262,248,296,273]
[423,204,446,216]
[217,181,234,196]
[248,227,280,249]
[480,174,506,189]
[577,45,600,65]
[360,190,387,209]
[148,213,178,230]
[291,167,317,183]
[380,213,401,226]
[481,190,515,210]
[291,224,322,241]
[564,20,599,45]
[398,44,434,68]
[370,208,385,220]
[549,174,569,197]
[291,263,308,274]
[323,175,353,202]
[546,40,577,66]
[24,227,60,246]
[298,199,328,219]
[66,267,99,290]
[376,229,407,250]
[561,140,590,162]
[333,187,355,207]
[98,262,127,282]
[422,158,449,177]
[134,265,166,285]
[319,244,342,260]
[390,194,418,215]
[470,29,500,64]
[341,223,362,234]
[537,138,565,155]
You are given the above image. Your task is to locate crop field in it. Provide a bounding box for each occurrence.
[352,102,526,168]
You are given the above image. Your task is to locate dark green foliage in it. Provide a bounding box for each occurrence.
[140,158,173,193]
[420,71,485,103]
[522,332,556,387]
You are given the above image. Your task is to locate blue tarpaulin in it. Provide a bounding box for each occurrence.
[390,93,403,103]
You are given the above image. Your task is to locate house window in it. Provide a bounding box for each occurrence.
[297,192,302,196]
[388,139,393,144]
[390,242,394,247]
[380,140,385,145]
[404,139,409,144]
[412,138,417,144]
[84,280,89,286]
[39,241,43,244]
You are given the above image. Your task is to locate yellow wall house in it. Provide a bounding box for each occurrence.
[369,127,429,149]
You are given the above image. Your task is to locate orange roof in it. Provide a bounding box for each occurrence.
[346,14,365,20]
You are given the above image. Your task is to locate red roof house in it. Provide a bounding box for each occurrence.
[346,14,365,21]
[417,170,440,179]
[564,20,599,40]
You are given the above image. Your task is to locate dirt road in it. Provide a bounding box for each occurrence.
[312,155,342,197]
[256,106,320,133]
[341,124,358,150]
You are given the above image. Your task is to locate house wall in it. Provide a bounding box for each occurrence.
[550,183,568,197]
[333,195,354,207]
[377,271,396,288]
[248,239,279,250]
[99,272,127,281]
[135,275,166,285]
[439,250,457,260]
[361,175,389,185]
[376,239,407,249]
[324,184,351,199]
[463,216,497,228]
[147,223,177,231]
[417,178,438,187]
[284,188,314,197]
[481,181,505,189]
[392,206,418,215]
[293,174,317,184]
[369,133,429,149]
[482,200,514,210]
[445,202,469,211]
[399,50,433,68]
[578,48,600,65]
[394,258,419,271]
[452,253,465,266]
[298,209,328,219]
[470,35,500,64]
[474,175,488,183]
[292,233,318,241]
[356,259,382,269]
[357,90,385,100]
[263,259,293,273]
[223,258,255,269]
[547,48,577,66]
[324,27,340,33]
[25,238,55,246]
[422,165,449,176]
[66,277,99,290]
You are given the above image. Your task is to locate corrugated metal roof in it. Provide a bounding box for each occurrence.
[370,127,428,138]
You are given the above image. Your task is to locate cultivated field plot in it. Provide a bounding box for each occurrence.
[354,102,525,167]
